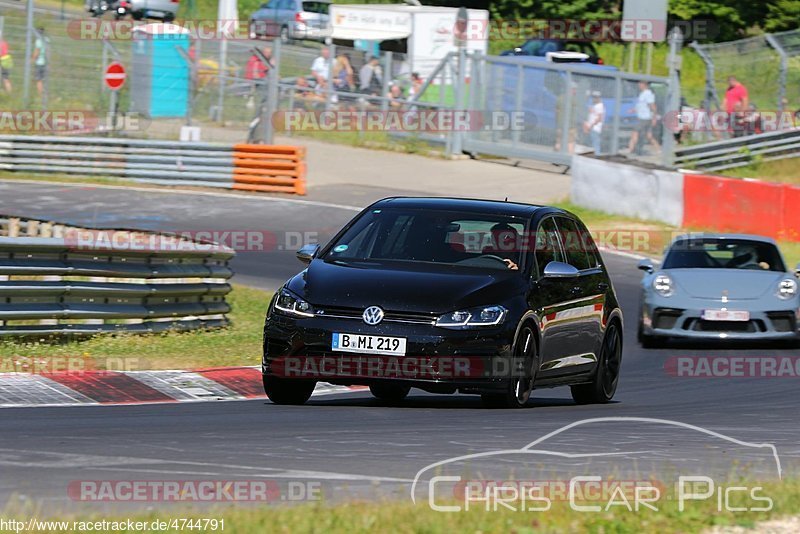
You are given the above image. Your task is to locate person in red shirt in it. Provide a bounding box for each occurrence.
[0,38,12,93]
[245,47,272,81]
[724,76,749,136]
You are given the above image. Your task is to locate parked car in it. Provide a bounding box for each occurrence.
[500,39,604,64]
[637,234,800,347]
[262,197,624,408]
[249,0,331,43]
[129,0,178,21]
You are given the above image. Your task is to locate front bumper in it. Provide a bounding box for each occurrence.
[641,298,800,341]
[262,312,518,392]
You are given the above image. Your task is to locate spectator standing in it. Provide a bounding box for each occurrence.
[0,37,12,93]
[724,75,749,125]
[32,27,48,98]
[387,84,404,109]
[245,46,272,82]
[358,56,382,95]
[310,47,331,85]
[627,81,659,155]
[583,91,605,155]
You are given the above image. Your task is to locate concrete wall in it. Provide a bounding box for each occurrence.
[571,155,684,226]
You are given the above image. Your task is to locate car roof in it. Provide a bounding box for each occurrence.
[670,233,779,246]
[371,197,553,218]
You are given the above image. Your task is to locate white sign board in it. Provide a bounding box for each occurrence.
[622,0,668,42]
[331,5,413,41]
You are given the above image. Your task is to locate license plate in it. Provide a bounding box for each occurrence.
[332,333,406,356]
[702,310,750,322]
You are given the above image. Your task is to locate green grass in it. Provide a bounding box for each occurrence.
[719,157,800,186]
[5,478,800,533]
[0,284,269,370]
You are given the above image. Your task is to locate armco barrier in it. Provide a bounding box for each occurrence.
[683,173,800,242]
[571,154,800,243]
[0,215,236,337]
[0,135,306,195]
[571,155,684,226]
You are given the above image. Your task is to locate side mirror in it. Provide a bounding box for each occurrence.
[795,262,800,278]
[638,259,655,274]
[296,244,320,265]
[543,261,580,279]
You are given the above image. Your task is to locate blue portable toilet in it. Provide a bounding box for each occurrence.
[130,23,190,118]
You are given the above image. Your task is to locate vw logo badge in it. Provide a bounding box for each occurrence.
[362,306,384,325]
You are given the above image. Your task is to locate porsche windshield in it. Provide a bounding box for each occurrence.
[324,208,528,270]
[663,239,786,272]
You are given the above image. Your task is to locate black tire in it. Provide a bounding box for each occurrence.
[481,325,538,409]
[572,321,622,405]
[369,383,410,402]
[263,374,315,405]
[637,320,660,349]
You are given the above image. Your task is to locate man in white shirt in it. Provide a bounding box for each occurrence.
[628,81,660,155]
[584,91,605,154]
[310,47,331,85]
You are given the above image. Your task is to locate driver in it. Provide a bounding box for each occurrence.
[485,223,520,270]
[733,244,769,270]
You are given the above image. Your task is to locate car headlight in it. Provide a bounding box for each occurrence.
[777,278,798,300]
[653,274,674,297]
[274,289,315,318]
[436,305,507,329]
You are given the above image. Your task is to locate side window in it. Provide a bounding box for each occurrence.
[556,217,592,271]
[575,219,600,268]
[534,217,565,278]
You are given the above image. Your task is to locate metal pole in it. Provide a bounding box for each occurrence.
[690,42,720,111]
[451,46,467,155]
[765,34,788,114]
[22,0,34,107]
[560,71,574,154]
[217,37,227,123]
[646,42,654,75]
[663,27,684,167]
[380,50,392,112]
[610,74,623,155]
[325,42,335,111]
[263,37,281,144]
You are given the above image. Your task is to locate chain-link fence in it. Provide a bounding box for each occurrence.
[692,29,800,114]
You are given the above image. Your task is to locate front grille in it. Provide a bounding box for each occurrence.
[653,308,683,330]
[685,319,764,333]
[767,312,796,333]
[316,306,436,325]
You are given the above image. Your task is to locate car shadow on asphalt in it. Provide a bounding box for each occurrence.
[299,395,620,410]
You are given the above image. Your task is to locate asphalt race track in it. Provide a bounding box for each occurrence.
[1,181,798,512]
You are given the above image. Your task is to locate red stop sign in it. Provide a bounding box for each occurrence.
[104,62,127,91]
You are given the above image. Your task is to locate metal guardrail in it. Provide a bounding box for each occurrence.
[674,128,800,171]
[0,217,236,337]
[0,135,307,195]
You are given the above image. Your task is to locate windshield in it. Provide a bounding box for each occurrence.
[663,239,786,272]
[324,208,528,271]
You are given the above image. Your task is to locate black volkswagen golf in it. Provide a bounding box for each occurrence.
[263,198,623,408]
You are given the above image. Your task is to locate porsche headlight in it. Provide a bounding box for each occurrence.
[436,305,507,329]
[777,278,798,300]
[274,289,315,318]
[653,274,674,297]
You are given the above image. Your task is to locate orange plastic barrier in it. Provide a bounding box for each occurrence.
[683,174,800,242]
[231,144,306,195]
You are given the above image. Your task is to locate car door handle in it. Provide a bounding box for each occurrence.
[571,286,582,294]
[597,283,609,291]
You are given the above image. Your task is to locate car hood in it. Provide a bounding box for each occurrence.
[287,259,524,314]
[666,269,788,300]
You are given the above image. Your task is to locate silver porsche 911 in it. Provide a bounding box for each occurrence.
[637,234,800,347]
